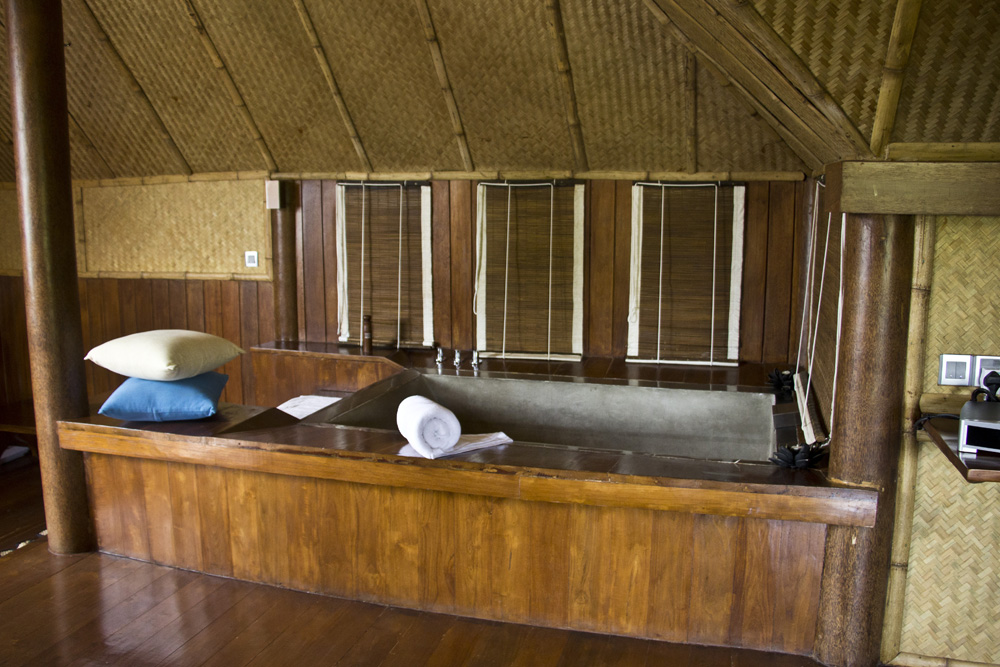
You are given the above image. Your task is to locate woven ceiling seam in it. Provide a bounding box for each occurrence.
[181,0,278,173]
[544,0,589,173]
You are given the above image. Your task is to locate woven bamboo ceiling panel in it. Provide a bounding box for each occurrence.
[753,0,894,145]
[426,0,573,170]
[302,0,461,172]
[61,0,192,177]
[85,0,263,173]
[0,1,995,179]
[560,0,685,171]
[696,63,805,173]
[193,0,359,173]
[0,189,19,272]
[894,0,1000,144]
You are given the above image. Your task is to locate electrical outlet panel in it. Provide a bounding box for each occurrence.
[244,250,258,268]
[939,354,974,386]
[974,355,1000,387]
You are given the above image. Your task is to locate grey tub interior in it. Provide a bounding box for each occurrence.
[306,370,777,462]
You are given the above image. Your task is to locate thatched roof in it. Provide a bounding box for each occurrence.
[0,0,996,181]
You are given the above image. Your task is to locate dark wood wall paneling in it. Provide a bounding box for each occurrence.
[295,179,803,363]
[0,179,803,418]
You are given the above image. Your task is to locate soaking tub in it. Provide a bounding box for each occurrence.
[305,368,778,462]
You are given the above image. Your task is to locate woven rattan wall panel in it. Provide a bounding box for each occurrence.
[303,0,460,172]
[753,0,893,145]
[194,0,358,172]
[85,0,263,173]
[895,1,1000,144]
[62,0,191,177]
[80,179,269,277]
[696,64,806,173]
[922,216,1000,396]
[560,0,684,171]
[0,189,20,274]
[426,0,572,170]
[900,440,1000,663]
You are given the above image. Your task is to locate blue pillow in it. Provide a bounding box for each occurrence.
[99,372,229,422]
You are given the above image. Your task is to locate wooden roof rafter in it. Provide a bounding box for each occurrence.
[684,50,697,173]
[181,0,278,172]
[870,0,923,157]
[413,0,474,172]
[702,0,871,159]
[643,0,823,170]
[78,0,192,175]
[68,111,115,178]
[544,0,588,172]
[292,0,372,173]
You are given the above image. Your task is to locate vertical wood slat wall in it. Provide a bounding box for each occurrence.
[0,178,802,418]
[298,179,805,363]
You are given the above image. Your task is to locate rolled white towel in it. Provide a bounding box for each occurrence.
[396,395,461,459]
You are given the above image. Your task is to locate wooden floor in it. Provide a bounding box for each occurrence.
[0,457,825,667]
[0,452,46,553]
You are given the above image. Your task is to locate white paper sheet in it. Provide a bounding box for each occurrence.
[276,395,342,419]
[397,432,513,459]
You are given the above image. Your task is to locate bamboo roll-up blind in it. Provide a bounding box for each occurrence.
[629,184,740,363]
[337,183,430,346]
[477,183,580,357]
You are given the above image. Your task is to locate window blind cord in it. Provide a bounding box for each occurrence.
[501,184,513,359]
[804,212,833,422]
[709,184,719,367]
[396,184,403,348]
[547,184,554,361]
[359,183,366,344]
[796,180,823,373]
[656,185,666,363]
[826,214,847,446]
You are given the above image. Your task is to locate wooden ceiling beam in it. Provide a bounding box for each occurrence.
[181,0,278,172]
[79,0,192,175]
[703,0,871,159]
[886,142,1000,162]
[544,0,588,172]
[645,0,835,166]
[644,0,823,170]
[870,0,923,157]
[292,0,372,173]
[413,0,474,172]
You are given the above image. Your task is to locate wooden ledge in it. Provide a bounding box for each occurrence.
[58,408,877,527]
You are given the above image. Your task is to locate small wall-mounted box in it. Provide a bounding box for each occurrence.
[939,354,975,386]
[244,251,259,268]
[265,180,282,209]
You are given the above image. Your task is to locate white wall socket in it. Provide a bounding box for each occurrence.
[244,250,258,268]
[974,355,1000,387]
[939,354,974,386]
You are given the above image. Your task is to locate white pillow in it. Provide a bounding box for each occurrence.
[85,329,244,381]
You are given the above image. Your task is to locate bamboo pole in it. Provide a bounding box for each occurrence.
[704,0,871,159]
[413,0,474,171]
[890,652,1000,667]
[643,0,824,170]
[870,0,924,157]
[881,214,935,663]
[887,142,1000,162]
[67,111,115,178]
[264,169,806,182]
[647,0,839,164]
[181,0,278,172]
[544,0,588,172]
[683,50,698,173]
[292,0,372,173]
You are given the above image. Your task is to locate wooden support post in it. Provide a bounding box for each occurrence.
[271,181,299,342]
[815,213,914,667]
[7,0,94,554]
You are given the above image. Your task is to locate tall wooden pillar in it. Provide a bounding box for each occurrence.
[815,213,913,666]
[271,182,299,342]
[7,0,94,553]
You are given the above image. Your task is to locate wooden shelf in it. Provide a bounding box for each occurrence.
[921,418,1000,483]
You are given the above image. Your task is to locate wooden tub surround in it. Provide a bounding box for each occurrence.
[60,382,877,658]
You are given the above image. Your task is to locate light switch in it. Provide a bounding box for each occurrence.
[245,251,258,268]
[939,354,973,386]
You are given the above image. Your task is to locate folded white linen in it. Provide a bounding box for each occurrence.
[398,431,513,459]
[396,395,462,459]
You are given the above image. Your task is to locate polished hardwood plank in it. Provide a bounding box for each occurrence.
[0,542,827,666]
[0,456,46,553]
